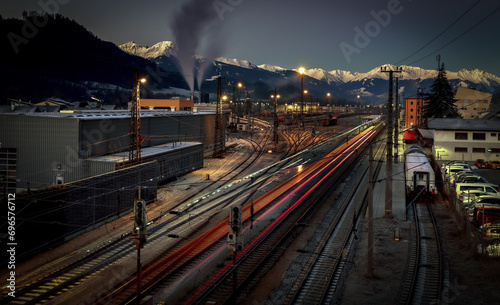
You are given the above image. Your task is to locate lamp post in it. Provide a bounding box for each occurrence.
[299,67,305,129]
[237,82,243,117]
[271,88,280,147]
[129,72,146,164]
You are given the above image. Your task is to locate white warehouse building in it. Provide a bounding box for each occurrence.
[428,118,500,162]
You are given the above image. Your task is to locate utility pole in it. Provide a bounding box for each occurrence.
[272,88,280,147]
[214,74,224,157]
[381,66,401,218]
[368,143,374,277]
[227,205,243,304]
[132,186,147,304]
[394,75,402,163]
[299,67,305,129]
[246,92,251,137]
[129,70,146,164]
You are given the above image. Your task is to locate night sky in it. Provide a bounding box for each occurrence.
[2,0,499,76]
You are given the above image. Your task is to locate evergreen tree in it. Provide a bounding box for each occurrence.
[423,63,461,119]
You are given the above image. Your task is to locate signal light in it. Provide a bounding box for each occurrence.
[229,205,242,235]
[136,201,144,227]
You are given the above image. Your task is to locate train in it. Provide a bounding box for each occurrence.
[404,144,438,199]
[322,115,338,126]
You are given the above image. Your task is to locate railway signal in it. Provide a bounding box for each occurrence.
[134,200,147,244]
[230,205,242,234]
[133,187,147,248]
[132,186,147,303]
[227,205,243,253]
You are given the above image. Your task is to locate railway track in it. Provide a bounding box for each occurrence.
[285,130,385,304]
[397,196,443,304]
[2,131,274,304]
[3,122,371,304]
[179,127,380,305]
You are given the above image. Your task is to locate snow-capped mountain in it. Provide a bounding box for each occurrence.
[119,41,177,59]
[119,41,500,102]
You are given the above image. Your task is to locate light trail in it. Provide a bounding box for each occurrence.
[181,129,376,304]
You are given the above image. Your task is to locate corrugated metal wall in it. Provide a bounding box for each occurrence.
[0,112,221,188]
[0,115,80,189]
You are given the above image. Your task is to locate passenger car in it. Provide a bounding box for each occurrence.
[488,160,500,169]
[455,183,500,199]
[474,159,488,168]
[468,199,500,226]
[479,221,500,245]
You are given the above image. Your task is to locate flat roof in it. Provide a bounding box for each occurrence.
[427,118,500,131]
[0,109,203,120]
[89,142,202,163]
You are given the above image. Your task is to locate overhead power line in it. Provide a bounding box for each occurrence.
[406,5,500,66]
[394,0,485,66]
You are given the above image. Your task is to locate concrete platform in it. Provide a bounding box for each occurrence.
[372,157,407,220]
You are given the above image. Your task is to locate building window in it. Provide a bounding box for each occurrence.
[492,133,496,137]
[471,115,475,118]
[455,147,467,153]
[461,107,467,110]
[410,115,414,119]
[473,108,477,111]
[410,108,414,112]
[492,148,500,153]
[455,132,468,140]
[473,133,486,140]
[410,101,414,105]
[473,147,485,153]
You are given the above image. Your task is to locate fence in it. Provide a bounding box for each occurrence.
[442,175,500,257]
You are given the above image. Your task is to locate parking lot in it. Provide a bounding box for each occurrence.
[471,168,500,187]
[438,160,500,187]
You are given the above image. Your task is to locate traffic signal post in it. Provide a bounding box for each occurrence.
[132,187,147,304]
[227,205,243,301]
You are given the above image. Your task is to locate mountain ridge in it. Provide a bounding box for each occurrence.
[119,41,500,90]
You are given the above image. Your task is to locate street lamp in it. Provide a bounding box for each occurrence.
[271,89,280,146]
[299,67,305,128]
[237,82,243,116]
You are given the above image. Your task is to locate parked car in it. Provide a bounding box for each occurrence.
[450,172,479,186]
[488,160,500,169]
[474,159,488,168]
[460,191,495,205]
[462,193,500,209]
[444,165,472,179]
[479,221,500,245]
[455,183,500,199]
[468,202,500,227]
[457,176,489,184]
[442,161,469,173]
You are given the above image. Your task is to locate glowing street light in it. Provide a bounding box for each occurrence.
[298,67,305,128]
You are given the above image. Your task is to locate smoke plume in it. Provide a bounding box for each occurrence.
[170,0,225,94]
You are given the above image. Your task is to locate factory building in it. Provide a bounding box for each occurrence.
[0,108,225,191]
